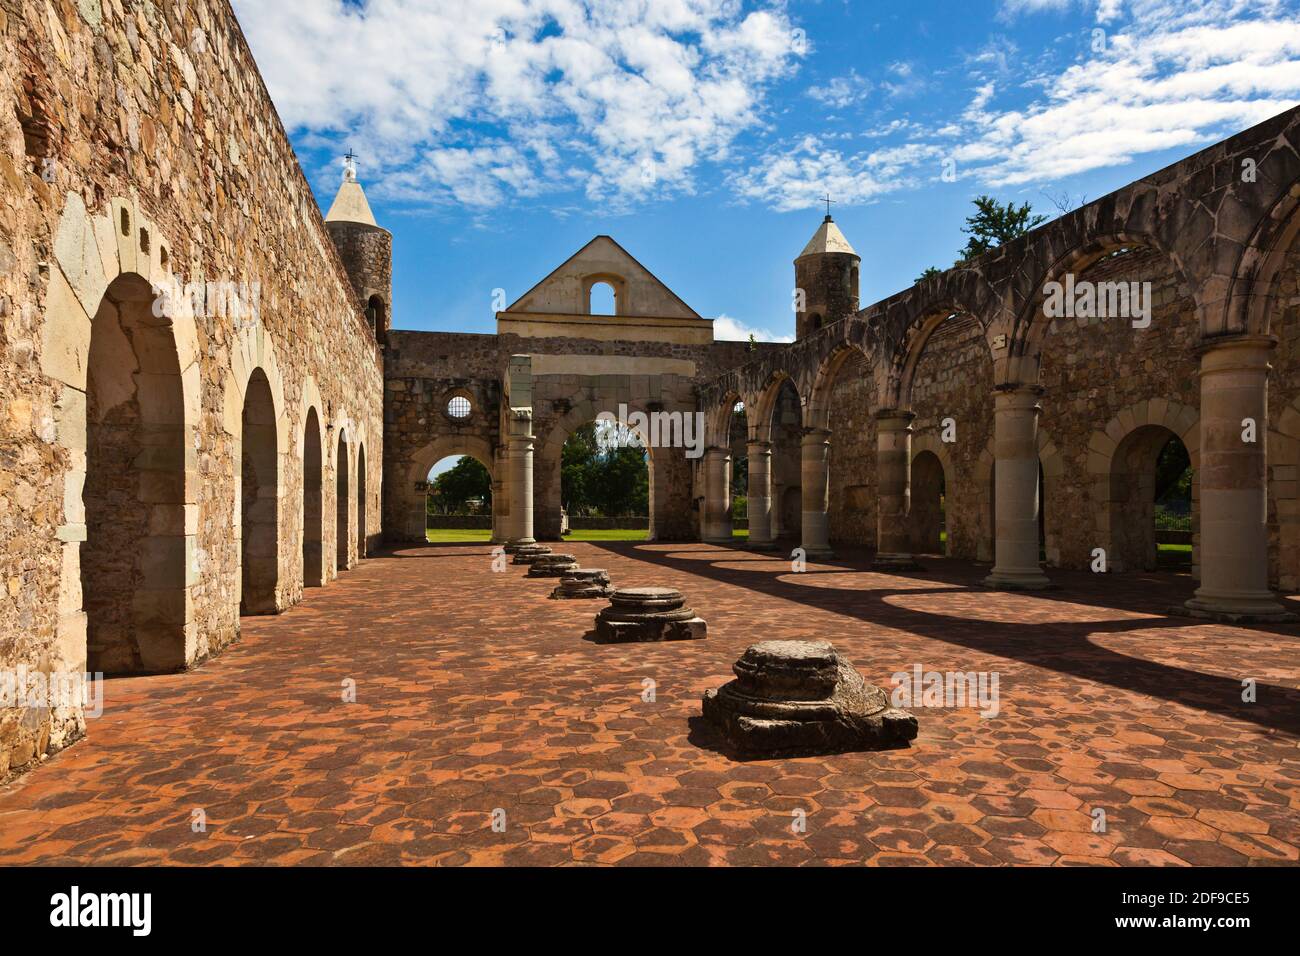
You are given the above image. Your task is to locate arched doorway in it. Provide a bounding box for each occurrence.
[336,431,351,572]
[559,420,650,541]
[424,454,494,542]
[240,368,279,614]
[1110,426,1193,572]
[911,450,946,555]
[303,409,323,587]
[357,444,368,559]
[82,274,189,673]
[728,401,748,539]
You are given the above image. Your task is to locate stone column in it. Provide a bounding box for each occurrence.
[490,446,507,544]
[800,427,833,557]
[507,413,535,545]
[746,439,774,548]
[1185,335,1291,621]
[874,410,922,571]
[702,446,733,543]
[983,386,1050,590]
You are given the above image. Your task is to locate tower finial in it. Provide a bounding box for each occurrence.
[343,147,359,183]
[821,192,835,221]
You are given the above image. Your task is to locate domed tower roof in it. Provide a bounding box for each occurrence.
[325,156,378,227]
[797,215,857,259]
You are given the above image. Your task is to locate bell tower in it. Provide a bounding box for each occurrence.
[794,209,859,340]
[325,151,393,344]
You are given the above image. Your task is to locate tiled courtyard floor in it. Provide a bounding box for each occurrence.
[1,541,1298,866]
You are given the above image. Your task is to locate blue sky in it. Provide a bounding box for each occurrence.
[234,0,1300,343]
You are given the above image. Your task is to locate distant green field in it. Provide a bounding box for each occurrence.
[425,528,750,544]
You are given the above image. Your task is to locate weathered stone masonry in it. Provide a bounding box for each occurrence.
[1,0,383,776]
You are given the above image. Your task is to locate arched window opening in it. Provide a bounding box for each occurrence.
[588,281,616,316]
[365,295,386,338]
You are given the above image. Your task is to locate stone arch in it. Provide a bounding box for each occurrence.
[46,193,200,680]
[1271,396,1300,592]
[976,427,1065,566]
[1004,232,1187,386]
[807,343,870,432]
[910,435,955,556]
[750,372,799,444]
[336,426,352,572]
[1220,172,1300,337]
[583,273,626,315]
[357,443,369,559]
[537,399,656,540]
[893,307,993,411]
[302,405,325,588]
[240,368,280,614]
[1086,399,1199,574]
[402,434,498,543]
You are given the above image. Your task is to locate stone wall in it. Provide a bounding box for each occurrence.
[0,0,383,777]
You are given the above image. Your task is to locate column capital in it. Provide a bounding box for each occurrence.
[704,445,731,460]
[800,426,831,443]
[1195,333,1277,372]
[746,438,773,452]
[875,408,915,430]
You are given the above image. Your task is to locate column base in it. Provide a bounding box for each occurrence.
[982,569,1054,591]
[702,536,736,546]
[1180,591,1296,624]
[747,539,780,553]
[801,548,835,561]
[872,553,924,572]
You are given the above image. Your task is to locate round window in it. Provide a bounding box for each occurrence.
[447,396,472,419]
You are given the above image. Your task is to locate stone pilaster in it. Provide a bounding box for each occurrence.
[800,427,833,557]
[746,439,774,548]
[702,446,733,543]
[983,386,1051,590]
[507,412,535,546]
[874,410,922,571]
[1185,335,1292,621]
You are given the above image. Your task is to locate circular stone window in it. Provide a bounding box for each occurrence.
[447,395,472,420]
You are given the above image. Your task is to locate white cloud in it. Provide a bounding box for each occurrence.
[232,0,802,208]
[807,70,872,109]
[953,0,1300,185]
[712,314,793,343]
[731,135,940,212]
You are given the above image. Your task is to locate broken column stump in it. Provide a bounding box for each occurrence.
[594,587,707,643]
[510,544,553,565]
[551,568,613,599]
[526,553,580,578]
[702,640,917,757]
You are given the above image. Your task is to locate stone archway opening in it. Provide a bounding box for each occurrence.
[911,450,946,556]
[303,408,324,587]
[1110,426,1193,572]
[425,454,494,542]
[240,368,279,615]
[727,401,748,538]
[588,281,617,315]
[357,445,368,559]
[336,433,351,572]
[560,419,651,541]
[768,381,803,543]
[82,273,189,674]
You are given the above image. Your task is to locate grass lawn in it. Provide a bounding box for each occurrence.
[424,527,751,544]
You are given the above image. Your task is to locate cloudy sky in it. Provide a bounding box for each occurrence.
[233,0,1300,342]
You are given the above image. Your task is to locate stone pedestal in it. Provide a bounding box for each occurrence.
[800,427,833,557]
[1184,335,1293,622]
[526,553,579,578]
[594,587,707,643]
[510,544,552,565]
[983,386,1051,590]
[874,410,923,571]
[702,640,918,757]
[551,568,613,599]
[747,439,774,548]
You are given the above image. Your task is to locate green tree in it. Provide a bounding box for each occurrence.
[960,195,1047,260]
[561,422,650,516]
[427,456,491,515]
[916,266,942,283]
